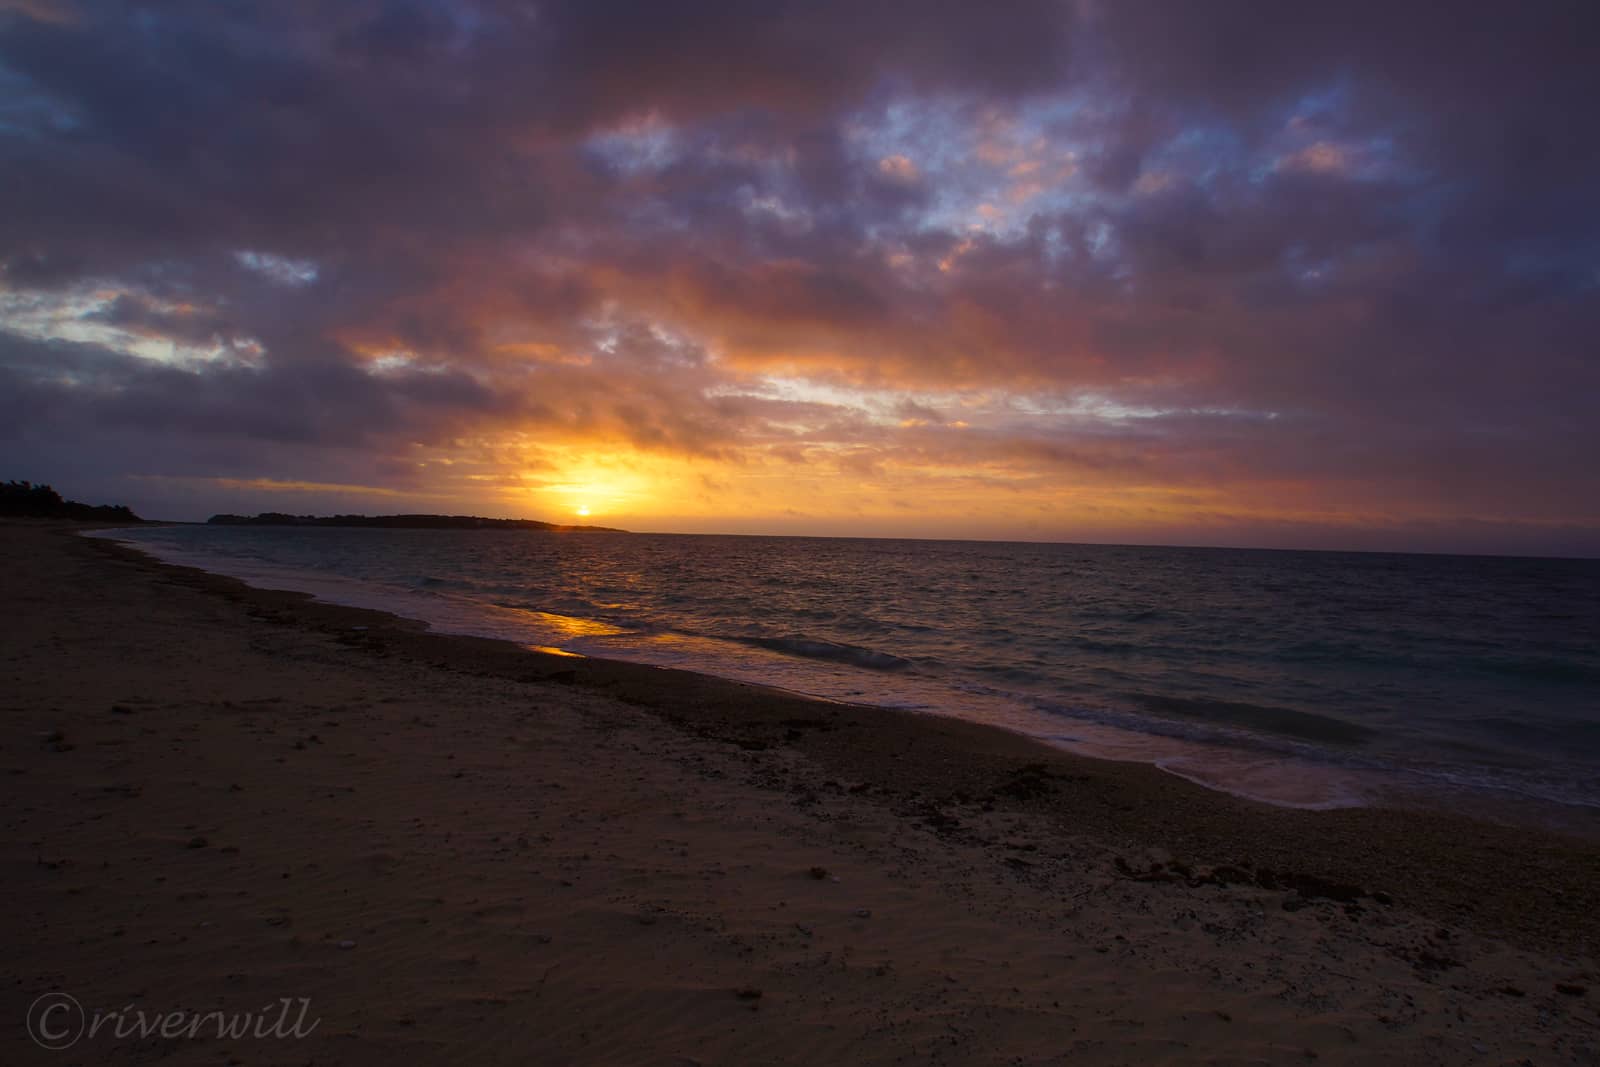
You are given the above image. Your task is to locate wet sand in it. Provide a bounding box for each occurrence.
[3,520,1598,1064]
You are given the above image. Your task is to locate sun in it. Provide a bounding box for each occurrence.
[575,504,591,517]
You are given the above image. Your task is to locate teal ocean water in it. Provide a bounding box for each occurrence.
[95,526,1600,816]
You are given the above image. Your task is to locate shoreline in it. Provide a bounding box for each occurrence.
[85,524,1600,823]
[6,519,1600,1063]
[69,523,1600,952]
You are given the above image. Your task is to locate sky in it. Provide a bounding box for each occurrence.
[2,1,1597,555]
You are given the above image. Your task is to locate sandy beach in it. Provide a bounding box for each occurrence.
[4,521,1598,1065]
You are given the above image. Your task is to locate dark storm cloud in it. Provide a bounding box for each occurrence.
[1,0,1596,548]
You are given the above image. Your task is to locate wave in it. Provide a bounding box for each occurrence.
[739,634,914,672]
[1129,692,1377,745]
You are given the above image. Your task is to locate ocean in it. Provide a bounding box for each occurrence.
[92,525,1600,819]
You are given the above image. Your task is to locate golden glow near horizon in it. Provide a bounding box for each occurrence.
[462,428,1454,546]
[137,410,1456,545]
[490,438,1194,538]
[523,449,674,520]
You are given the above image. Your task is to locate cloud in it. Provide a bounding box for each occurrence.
[1,1,1597,551]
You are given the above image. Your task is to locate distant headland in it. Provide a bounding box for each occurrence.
[206,512,627,533]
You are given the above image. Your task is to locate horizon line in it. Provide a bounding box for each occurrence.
[111,516,1600,564]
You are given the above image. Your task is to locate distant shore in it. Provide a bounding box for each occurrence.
[4,519,1599,1064]
[205,511,628,533]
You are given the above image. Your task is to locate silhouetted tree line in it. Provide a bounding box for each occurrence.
[1,480,142,522]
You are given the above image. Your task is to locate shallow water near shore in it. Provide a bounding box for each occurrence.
[92,526,1600,816]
